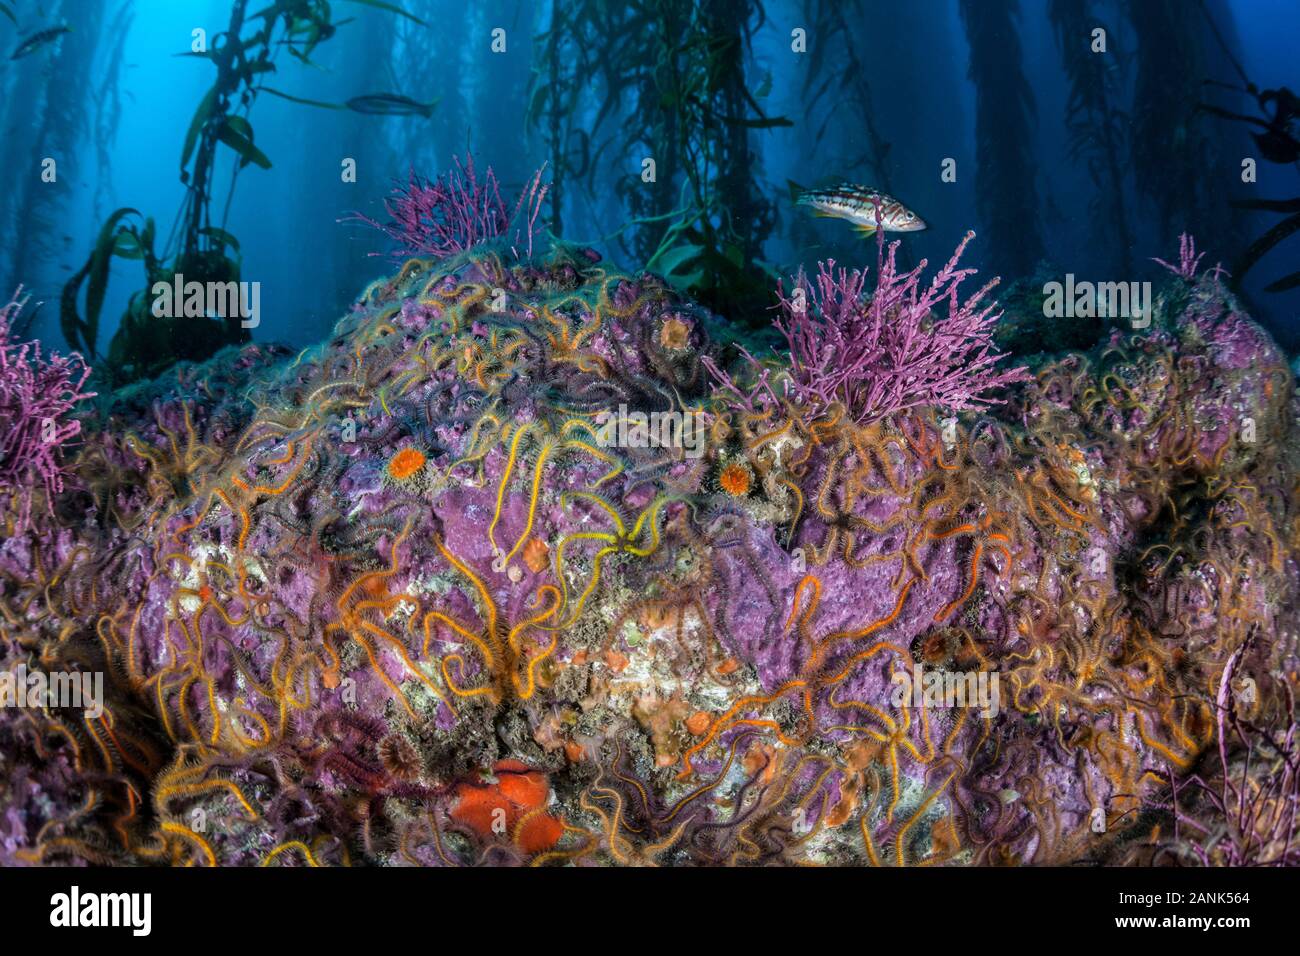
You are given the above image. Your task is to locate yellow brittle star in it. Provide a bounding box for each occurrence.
[552,492,673,626]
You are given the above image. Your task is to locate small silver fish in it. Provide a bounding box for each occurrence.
[797,183,927,235]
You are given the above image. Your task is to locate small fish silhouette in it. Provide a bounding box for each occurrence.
[11,25,70,60]
[796,183,927,235]
[346,93,439,118]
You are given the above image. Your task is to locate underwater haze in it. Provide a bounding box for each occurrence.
[2,0,1298,354]
[4,0,1300,875]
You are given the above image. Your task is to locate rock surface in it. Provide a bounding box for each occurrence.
[2,238,1297,866]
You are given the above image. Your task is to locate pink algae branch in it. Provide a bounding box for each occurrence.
[707,229,1028,425]
[1152,232,1229,282]
[1152,232,1207,280]
[0,287,96,531]
[346,153,549,261]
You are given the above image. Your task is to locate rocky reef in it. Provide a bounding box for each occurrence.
[2,223,1297,866]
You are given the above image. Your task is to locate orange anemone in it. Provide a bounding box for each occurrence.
[387,447,426,482]
[718,461,752,497]
[522,536,550,574]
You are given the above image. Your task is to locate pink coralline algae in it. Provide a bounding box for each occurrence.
[0,288,95,531]
[1,207,1297,867]
[708,230,1028,425]
[346,153,550,261]
[1152,231,1209,280]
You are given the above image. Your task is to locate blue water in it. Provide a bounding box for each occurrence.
[3,0,1298,358]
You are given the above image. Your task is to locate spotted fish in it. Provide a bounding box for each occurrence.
[796,183,927,235]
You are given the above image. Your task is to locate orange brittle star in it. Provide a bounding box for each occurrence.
[423,534,561,703]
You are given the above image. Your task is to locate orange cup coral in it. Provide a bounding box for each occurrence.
[386,446,426,482]
[718,460,752,497]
